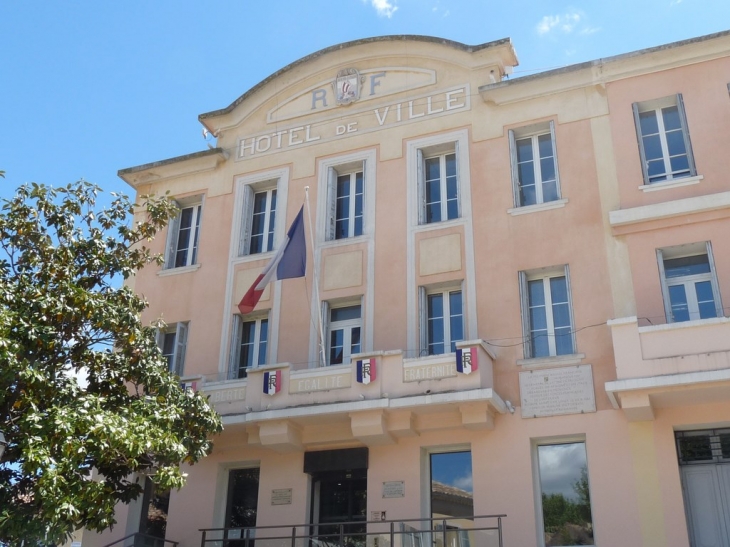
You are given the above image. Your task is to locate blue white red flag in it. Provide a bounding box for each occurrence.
[356,358,376,384]
[263,370,281,395]
[456,347,478,375]
[239,206,306,314]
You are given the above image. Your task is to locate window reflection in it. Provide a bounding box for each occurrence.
[430,451,474,546]
[537,442,594,546]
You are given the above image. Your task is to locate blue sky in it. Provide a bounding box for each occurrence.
[1,1,728,202]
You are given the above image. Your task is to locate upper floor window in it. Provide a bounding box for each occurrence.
[165,199,202,269]
[421,287,464,355]
[239,181,278,256]
[509,121,561,207]
[326,162,364,240]
[658,242,722,323]
[157,322,188,376]
[326,303,361,366]
[633,94,696,185]
[418,143,460,224]
[520,267,575,359]
[229,314,268,379]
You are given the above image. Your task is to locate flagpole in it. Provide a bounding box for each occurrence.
[304,186,327,368]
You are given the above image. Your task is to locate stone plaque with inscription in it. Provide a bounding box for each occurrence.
[271,488,292,505]
[519,365,596,419]
[382,481,405,498]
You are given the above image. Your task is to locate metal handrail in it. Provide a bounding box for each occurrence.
[200,513,506,547]
[102,532,179,547]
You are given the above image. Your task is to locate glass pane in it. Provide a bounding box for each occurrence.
[678,435,713,463]
[531,332,549,358]
[518,162,535,186]
[668,284,690,322]
[639,111,659,135]
[647,159,667,181]
[642,134,663,161]
[162,332,176,371]
[528,280,545,306]
[226,468,260,529]
[267,190,277,252]
[430,451,473,519]
[425,157,440,180]
[665,130,687,157]
[258,320,268,366]
[351,327,361,354]
[330,329,344,365]
[669,154,689,175]
[664,254,710,278]
[542,180,559,203]
[661,105,681,131]
[695,281,717,319]
[530,306,547,331]
[540,157,555,183]
[331,305,361,322]
[520,183,536,206]
[516,138,533,161]
[449,291,464,351]
[538,443,594,546]
[538,133,553,158]
[552,303,571,329]
[549,277,568,303]
[428,293,443,318]
[721,434,730,459]
[554,326,574,355]
[445,153,457,177]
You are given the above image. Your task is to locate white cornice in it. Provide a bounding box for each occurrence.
[609,191,730,228]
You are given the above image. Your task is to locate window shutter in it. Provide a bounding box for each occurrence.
[228,315,242,379]
[549,120,562,199]
[508,129,520,207]
[676,93,697,177]
[320,301,330,366]
[632,103,650,185]
[360,160,366,235]
[327,167,338,241]
[416,149,425,224]
[518,271,531,358]
[164,203,181,269]
[174,322,188,376]
[563,265,577,353]
[453,140,461,218]
[418,286,427,356]
[656,249,672,322]
[705,241,723,317]
[239,186,253,256]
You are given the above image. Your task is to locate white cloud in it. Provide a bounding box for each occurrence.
[443,9,450,17]
[453,472,473,493]
[670,0,683,4]
[537,10,596,36]
[366,0,398,18]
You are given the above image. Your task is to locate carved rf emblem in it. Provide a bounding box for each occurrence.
[333,68,363,106]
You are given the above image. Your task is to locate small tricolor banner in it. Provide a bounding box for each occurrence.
[263,370,281,395]
[456,347,478,375]
[180,380,198,392]
[356,358,376,384]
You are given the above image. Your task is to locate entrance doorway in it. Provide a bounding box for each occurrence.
[225,468,260,546]
[677,429,730,547]
[305,448,368,547]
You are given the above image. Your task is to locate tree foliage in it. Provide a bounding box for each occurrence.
[0,180,222,545]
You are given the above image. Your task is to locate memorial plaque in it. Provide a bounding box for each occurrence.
[271,488,293,505]
[382,481,405,498]
[519,365,596,419]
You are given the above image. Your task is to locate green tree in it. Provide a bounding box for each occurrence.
[0,180,222,545]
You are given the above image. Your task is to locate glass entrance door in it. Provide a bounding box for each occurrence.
[225,468,260,546]
[311,469,367,547]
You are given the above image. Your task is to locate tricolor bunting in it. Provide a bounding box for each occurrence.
[238,205,306,314]
[356,358,376,384]
[263,370,281,395]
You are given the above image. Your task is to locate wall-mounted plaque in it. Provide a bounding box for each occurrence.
[383,481,405,498]
[271,488,292,505]
[519,365,596,419]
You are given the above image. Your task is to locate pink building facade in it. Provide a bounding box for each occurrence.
[86,31,730,547]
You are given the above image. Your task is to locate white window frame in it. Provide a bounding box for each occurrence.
[239,181,278,257]
[157,322,188,376]
[165,197,203,269]
[509,121,561,208]
[531,437,594,547]
[325,161,365,241]
[633,94,696,185]
[657,241,723,323]
[419,285,464,356]
[228,314,269,379]
[322,300,362,366]
[519,266,576,359]
[417,142,460,225]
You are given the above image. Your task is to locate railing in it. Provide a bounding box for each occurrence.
[200,514,505,547]
[102,532,179,547]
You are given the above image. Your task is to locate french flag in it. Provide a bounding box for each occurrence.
[456,347,478,375]
[238,206,306,314]
[263,370,281,395]
[356,358,376,384]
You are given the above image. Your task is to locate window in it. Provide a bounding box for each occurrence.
[509,121,561,207]
[229,315,268,379]
[326,304,361,366]
[165,200,202,269]
[418,144,459,224]
[633,94,696,185]
[157,322,188,376]
[240,184,277,256]
[430,450,474,546]
[534,441,594,547]
[657,242,722,323]
[421,288,464,355]
[519,268,575,359]
[326,164,364,240]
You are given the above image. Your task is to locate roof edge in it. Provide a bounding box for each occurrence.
[118,148,224,178]
[199,35,513,122]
